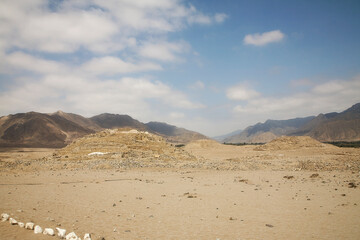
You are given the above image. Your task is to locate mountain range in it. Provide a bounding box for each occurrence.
[1,102,359,148]
[223,103,360,143]
[0,111,207,148]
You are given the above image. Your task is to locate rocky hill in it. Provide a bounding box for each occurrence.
[54,129,197,163]
[0,112,96,148]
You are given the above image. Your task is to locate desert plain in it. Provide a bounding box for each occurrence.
[0,131,360,240]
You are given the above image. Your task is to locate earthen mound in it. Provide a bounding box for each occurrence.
[53,129,196,161]
[255,136,332,151]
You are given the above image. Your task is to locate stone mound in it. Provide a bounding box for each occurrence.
[185,139,223,149]
[53,129,196,162]
[255,136,331,151]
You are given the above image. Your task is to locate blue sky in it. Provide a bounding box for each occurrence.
[1,0,360,136]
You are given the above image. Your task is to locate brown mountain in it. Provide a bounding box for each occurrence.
[291,103,360,141]
[0,112,97,148]
[145,122,208,144]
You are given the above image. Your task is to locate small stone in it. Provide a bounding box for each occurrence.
[310,173,319,178]
[1,213,9,222]
[43,228,55,236]
[18,222,25,228]
[66,232,80,240]
[283,176,294,179]
[265,224,274,228]
[34,225,43,234]
[348,182,357,188]
[84,233,92,240]
[9,218,18,225]
[25,222,34,230]
[56,227,66,238]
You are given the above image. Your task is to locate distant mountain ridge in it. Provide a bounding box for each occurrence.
[0,111,207,148]
[224,103,360,143]
[224,116,315,143]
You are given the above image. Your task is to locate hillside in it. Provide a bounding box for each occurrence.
[0,112,96,148]
[146,122,208,144]
[291,103,360,141]
[224,116,314,143]
[90,113,146,130]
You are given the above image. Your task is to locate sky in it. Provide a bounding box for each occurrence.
[0,0,360,137]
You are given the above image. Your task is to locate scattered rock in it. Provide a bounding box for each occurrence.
[9,218,17,225]
[34,225,43,234]
[310,173,319,178]
[25,222,35,230]
[66,232,80,240]
[84,233,92,240]
[265,224,274,228]
[43,228,55,236]
[348,182,357,188]
[56,227,66,238]
[18,222,25,228]
[1,213,9,222]
[283,176,294,179]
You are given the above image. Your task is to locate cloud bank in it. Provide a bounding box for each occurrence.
[228,75,360,118]
[0,0,225,124]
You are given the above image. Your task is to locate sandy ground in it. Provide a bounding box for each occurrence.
[0,145,360,240]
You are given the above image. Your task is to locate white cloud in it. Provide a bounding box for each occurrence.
[244,30,285,46]
[81,56,162,75]
[232,76,360,118]
[0,75,204,117]
[226,84,260,100]
[0,0,226,54]
[311,81,345,94]
[1,51,68,74]
[214,13,228,23]
[138,40,190,62]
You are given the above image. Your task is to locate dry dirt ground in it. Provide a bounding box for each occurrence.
[0,135,360,240]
